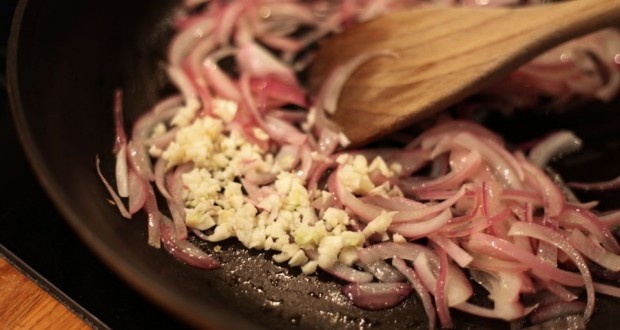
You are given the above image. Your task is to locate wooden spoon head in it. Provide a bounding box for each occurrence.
[309,0,619,147]
[309,7,510,146]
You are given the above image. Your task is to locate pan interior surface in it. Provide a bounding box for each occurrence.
[7,0,620,329]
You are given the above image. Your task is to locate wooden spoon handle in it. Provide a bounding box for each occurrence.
[490,0,620,56]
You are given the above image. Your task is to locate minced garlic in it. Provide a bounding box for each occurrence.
[157,99,403,274]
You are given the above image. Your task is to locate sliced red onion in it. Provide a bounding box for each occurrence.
[438,193,483,237]
[144,128,179,151]
[390,208,452,238]
[112,89,129,198]
[535,240,558,267]
[143,185,162,249]
[167,66,201,115]
[472,270,530,320]
[558,206,620,254]
[568,229,620,272]
[317,127,344,155]
[96,156,131,219]
[235,74,270,145]
[358,241,434,267]
[325,262,375,284]
[468,254,530,273]
[392,187,467,223]
[392,257,436,330]
[168,17,215,67]
[241,178,276,205]
[168,199,189,241]
[298,144,316,181]
[259,35,301,53]
[341,282,412,310]
[127,140,154,182]
[569,175,620,191]
[593,281,620,298]
[467,233,584,287]
[360,195,424,211]
[153,158,172,201]
[213,1,246,44]
[127,170,148,215]
[131,95,183,141]
[433,245,452,328]
[519,156,565,218]
[112,89,127,152]
[482,180,503,217]
[409,119,503,150]
[508,222,595,321]
[429,235,473,268]
[160,215,220,269]
[167,164,191,240]
[203,57,241,101]
[532,279,579,302]
[328,169,383,223]
[274,144,301,171]
[528,131,582,168]
[115,144,129,198]
[186,37,217,91]
[598,210,620,229]
[258,2,317,25]
[404,150,482,193]
[501,189,544,206]
[263,115,308,146]
[454,302,537,321]
[305,250,373,283]
[412,253,473,307]
[250,75,308,107]
[358,260,405,283]
[236,42,296,83]
[452,133,523,189]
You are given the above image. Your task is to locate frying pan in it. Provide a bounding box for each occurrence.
[7,0,620,328]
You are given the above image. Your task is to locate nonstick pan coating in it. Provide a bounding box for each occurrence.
[8,0,620,328]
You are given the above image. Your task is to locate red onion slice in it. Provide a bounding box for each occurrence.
[528,131,582,168]
[429,235,473,268]
[127,170,149,215]
[508,222,595,321]
[412,253,473,307]
[341,282,412,311]
[467,233,584,287]
[392,257,436,329]
[567,229,620,272]
[96,156,131,219]
[160,216,221,270]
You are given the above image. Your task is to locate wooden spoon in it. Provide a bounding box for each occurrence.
[309,0,620,147]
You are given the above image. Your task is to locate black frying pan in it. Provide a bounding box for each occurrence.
[7,0,620,329]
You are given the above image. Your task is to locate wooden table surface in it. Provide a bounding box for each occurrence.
[0,257,91,329]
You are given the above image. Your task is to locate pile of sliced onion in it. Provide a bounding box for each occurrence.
[98,0,620,328]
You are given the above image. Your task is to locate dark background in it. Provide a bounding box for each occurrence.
[1,1,190,328]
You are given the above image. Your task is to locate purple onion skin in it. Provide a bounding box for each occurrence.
[342,282,413,310]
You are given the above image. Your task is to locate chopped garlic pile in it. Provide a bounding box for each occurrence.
[154,99,405,274]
